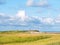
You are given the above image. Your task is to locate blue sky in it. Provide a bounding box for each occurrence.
[0,0,60,17]
[0,0,60,31]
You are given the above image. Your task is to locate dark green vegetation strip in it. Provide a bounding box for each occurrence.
[0,30,28,34]
[0,30,39,34]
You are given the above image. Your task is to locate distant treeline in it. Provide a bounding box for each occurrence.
[0,30,39,33]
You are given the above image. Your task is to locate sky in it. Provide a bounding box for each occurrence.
[0,0,60,31]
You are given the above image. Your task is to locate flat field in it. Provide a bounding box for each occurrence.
[0,31,60,45]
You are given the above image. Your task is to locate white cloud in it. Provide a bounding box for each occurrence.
[0,13,5,16]
[27,0,33,6]
[31,16,54,25]
[26,0,49,7]
[38,0,48,6]
[55,15,60,23]
[16,10,26,21]
[9,16,15,21]
[0,11,60,27]
[0,12,55,26]
[32,16,42,20]
[41,17,54,24]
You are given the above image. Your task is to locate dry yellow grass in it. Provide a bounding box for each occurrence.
[0,32,60,45]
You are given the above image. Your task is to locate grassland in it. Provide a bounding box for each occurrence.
[0,31,60,45]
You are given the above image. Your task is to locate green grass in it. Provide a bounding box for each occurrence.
[0,34,50,44]
[0,31,60,45]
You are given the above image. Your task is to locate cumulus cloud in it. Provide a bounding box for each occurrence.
[16,10,26,21]
[31,16,54,25]
[0,10,60,28]
[0,12,54,26]
[26,0,49,8]
[41,17,54,24]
